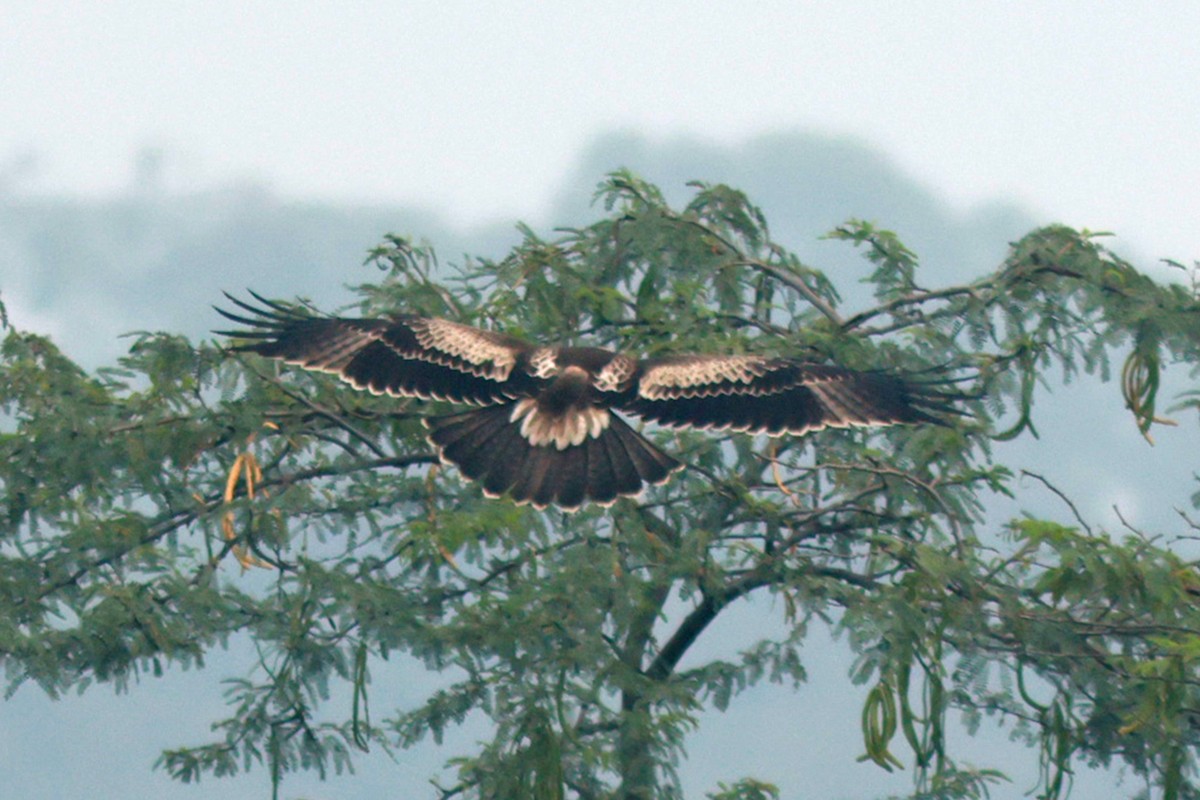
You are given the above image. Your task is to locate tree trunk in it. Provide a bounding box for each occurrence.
[617,693,656,800]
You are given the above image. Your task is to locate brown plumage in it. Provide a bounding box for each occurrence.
[216,292,957,510]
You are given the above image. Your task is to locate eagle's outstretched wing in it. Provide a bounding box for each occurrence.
[215,292,535,406]
[622,354,954,435]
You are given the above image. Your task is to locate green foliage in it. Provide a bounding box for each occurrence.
[707,778,780,800]
[4,173,1200,799]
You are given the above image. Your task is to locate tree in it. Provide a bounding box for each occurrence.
[3,172,1200,799]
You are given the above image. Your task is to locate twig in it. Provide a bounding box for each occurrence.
[254,367,390,460]
[1019,470,1093,536]
[736,259,845,327]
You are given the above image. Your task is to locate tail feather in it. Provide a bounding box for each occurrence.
[611,419,680,485]
[512,447,555,508]
[552,438,590,509]
[477,421,529,499]
[426,407,513,480]
[583,433,620,506]
[425,404,682,510]
[596,420,649,497]
[426,405,503,449]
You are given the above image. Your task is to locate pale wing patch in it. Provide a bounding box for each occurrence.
[529,347,559,378]
[510,398,611,450]
[595,354,637,392]
[638,355,774,400]
[410,317,519,380]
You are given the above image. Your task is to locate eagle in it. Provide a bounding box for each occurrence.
[216,292,955,511]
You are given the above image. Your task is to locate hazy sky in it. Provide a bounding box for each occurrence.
[2,2,1198,261]
[2,5,1199,798]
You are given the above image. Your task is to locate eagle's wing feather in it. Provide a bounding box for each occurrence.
[622,354,949,435]
[215,292,533,405]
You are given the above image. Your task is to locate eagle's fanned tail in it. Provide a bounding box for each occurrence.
[425,404,681,510]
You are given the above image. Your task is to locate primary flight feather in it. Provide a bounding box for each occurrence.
[216,292,955,510]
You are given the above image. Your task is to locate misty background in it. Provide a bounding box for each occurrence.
[2,4,1198,799]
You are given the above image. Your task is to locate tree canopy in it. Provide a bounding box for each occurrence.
[3,173,1200,799]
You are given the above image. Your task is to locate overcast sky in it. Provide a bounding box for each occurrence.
[2,2,1198,262]
[2,5,1199,798]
